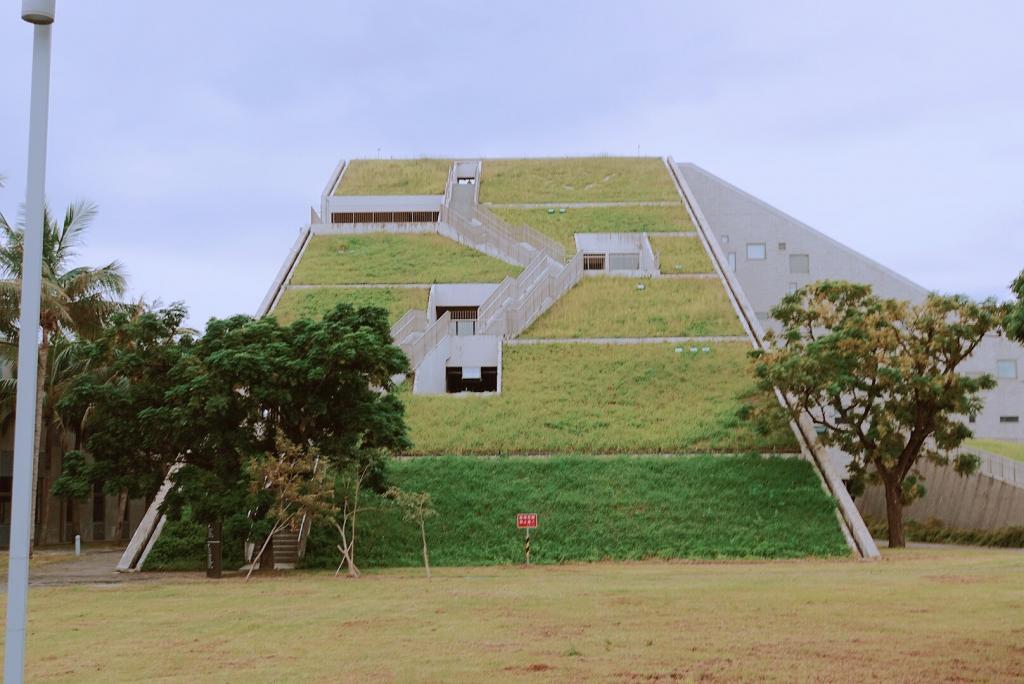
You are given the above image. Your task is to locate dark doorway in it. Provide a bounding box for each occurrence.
[445,366,498,393]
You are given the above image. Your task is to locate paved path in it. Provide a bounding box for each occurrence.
[656,273,718,280]
[0,549,181,588]
[483,201,682,208]
[507,335,750,346]
[286,283,431,290]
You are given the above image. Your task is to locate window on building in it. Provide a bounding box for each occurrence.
[778,242,787,251]
[996,359,1018,380]
[968,415,976,424]
[583,254,607,271]
[726,252,736,271]
[746,243,766,260]
[789,254,810,274]
[999,416,1020,423]
[455,320,476,336]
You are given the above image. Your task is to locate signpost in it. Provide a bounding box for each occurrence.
[516,513,537,565]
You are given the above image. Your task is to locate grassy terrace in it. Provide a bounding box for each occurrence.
[290,234,521,285]
[405,342,794,454]
[334,158,450,195]
[966,438,1024,463]
[272,287,428,326]
[480,157,680,203]
[650,235,714,274]
[18,547,1024,680]
[522,277,744,339]
[491,205,694,252]
[303,455,848,566]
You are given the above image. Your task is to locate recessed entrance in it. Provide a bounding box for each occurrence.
[446,366,498,393]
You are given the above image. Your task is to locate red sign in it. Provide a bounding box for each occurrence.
[516,513,538,529]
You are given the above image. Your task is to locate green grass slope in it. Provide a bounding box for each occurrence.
[405,342,795,454]
[335,159,451,195]
[291,234,522,285]
[965,439,1024,463]
[521,278,744,339]
[491,205,694,251]
[272,287,428,326]
[650,236,714,274]
[480,157,679,203]
[303,455,849,568]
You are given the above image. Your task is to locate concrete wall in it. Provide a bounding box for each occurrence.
[856,457,1024,530]
[679,162,1024,443]
[574,233,658,276]
[412,335,451,395]
[432,283,500,311]
[326,194,444,215]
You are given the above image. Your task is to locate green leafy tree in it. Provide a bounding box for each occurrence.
[55,304,192,538]
[0,201,126,544]
[159,304,408,528]
[1007,269,1024,344]
[753,281,1000,547]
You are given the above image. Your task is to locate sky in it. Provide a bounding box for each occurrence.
[1,1,1022,328]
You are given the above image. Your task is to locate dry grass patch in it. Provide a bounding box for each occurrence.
[522,277,743,339]
[491,205,694,251]
[272,287,428,326]
[334,159,451,195]
[650,235,714,273]
[480,157,679,203]
[405,342,793,454]
[13,547,1024,681]
[290,234,521,285]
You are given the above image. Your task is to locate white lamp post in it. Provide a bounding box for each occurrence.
[4,1,56,682]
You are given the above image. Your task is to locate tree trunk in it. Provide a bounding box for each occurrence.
[112,491,129,540]
[30,335,49,549]
[420,520,431,580]
[38,425,54,545]
[883,478,906,548]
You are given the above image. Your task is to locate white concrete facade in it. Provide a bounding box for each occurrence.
[678,162,1024,445]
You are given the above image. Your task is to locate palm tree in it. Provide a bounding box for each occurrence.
[0,201,126,546]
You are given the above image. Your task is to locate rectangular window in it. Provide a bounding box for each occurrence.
[445,366,499,393]
[726,252,736,271]
[789,254,810,274]
[999,416,1020,423]
[996,359,1018,380]
[778,242,787,251]
[455,320,476,336]
[583,254,606,271]
[746,243,766,260]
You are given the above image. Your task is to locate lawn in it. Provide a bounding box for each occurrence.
[650,235,714,274]
[12,547,1024,681]
[521,277,744,339]
[302,455,848,567]
[480,157,680,203]
[272,287,428,326]
[966,438,1024,463]
[334,158,451,195]
[490,205,694,252]
[290,234,521,285]
[404,342,795,454]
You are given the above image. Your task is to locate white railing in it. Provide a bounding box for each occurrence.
[391,309,428,344]
[956,445,1024,487]
[502,252,584,338]
[404,311,451,371]
[471,205,566,263]
[443,205,536,266]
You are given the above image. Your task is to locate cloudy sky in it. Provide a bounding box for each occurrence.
[1,1,1021,327]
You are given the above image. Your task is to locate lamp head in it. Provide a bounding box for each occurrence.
[22,0,55,25]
